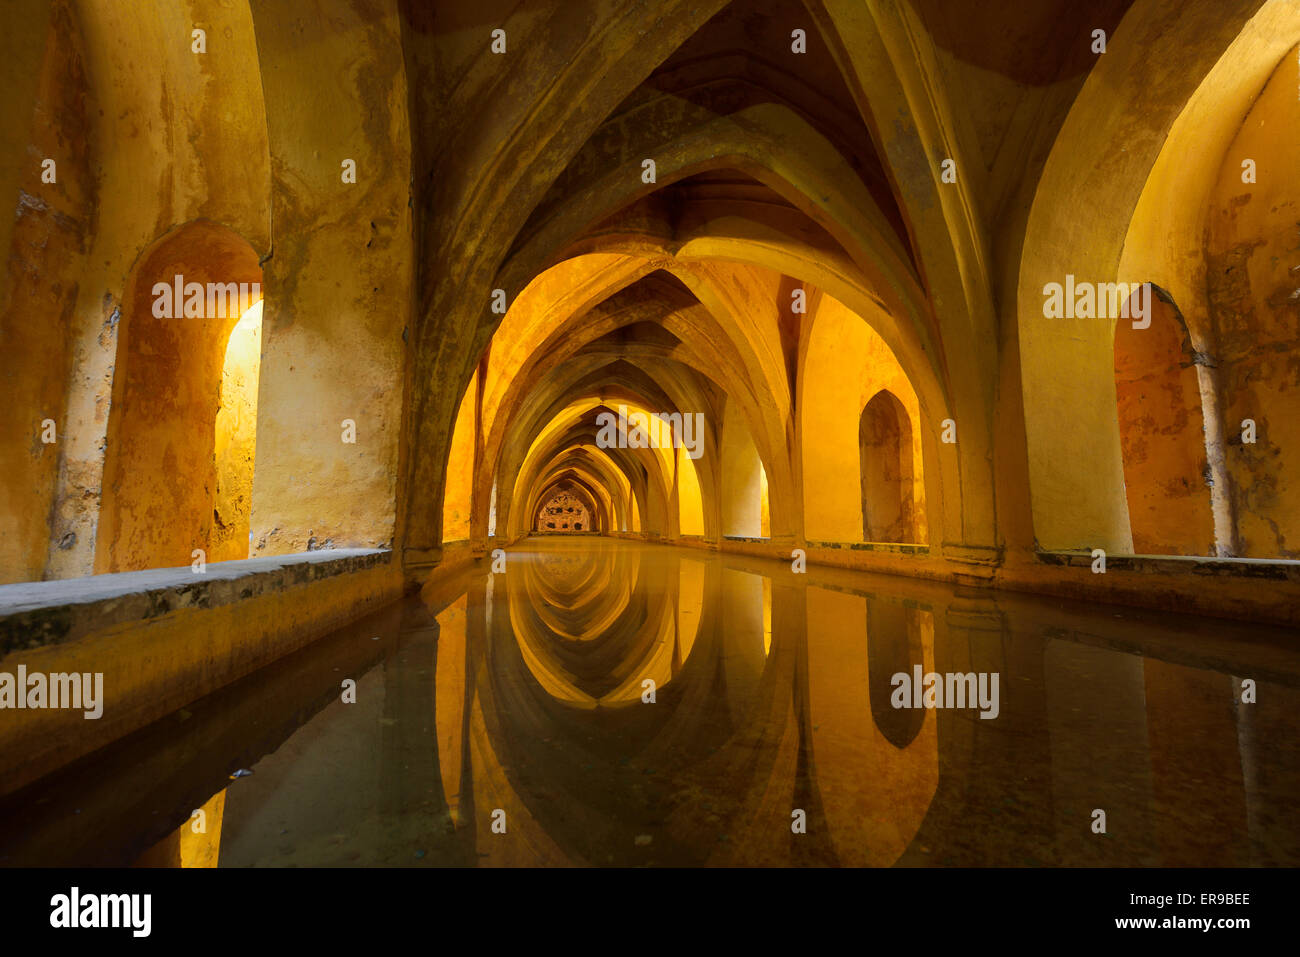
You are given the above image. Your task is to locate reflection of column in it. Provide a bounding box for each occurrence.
[804,586,937,866]
[1143,660,1246,864]
[1234,674,1259,865]
[719,568,766,724]
[905,599,1055,866]
[708,576,815,865]
[135,788,226,867]
[466,575,571,866]
[1044,638,1154,864]
[1236,677,1300,865]
[434,596,470,828]
[376,601,443,855]
[676,558,706,667]
[457,576,489,852]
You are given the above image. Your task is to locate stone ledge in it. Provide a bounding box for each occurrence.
[809,540,929,556]
[0,549,391,656]
[0,549,402,796]
[1037,550,1300,581]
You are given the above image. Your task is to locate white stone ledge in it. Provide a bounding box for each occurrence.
[0,549,391,655]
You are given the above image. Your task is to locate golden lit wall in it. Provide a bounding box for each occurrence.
[676,445,705,536]
[719,399,766,537]
[442,369,478,543]
[800,294,927,544]
[211,302,263,563]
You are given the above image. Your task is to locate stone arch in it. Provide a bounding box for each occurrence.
[504,400,674,544]
[1015,0,1292,553]
[96,221,263,573]
[1206,44,1300,558]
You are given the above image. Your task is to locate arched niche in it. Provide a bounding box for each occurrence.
[860,389,918,544]
[1114,288,1216,555]
[96,221,262,572]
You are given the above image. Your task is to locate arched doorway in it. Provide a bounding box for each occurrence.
[860,390,917,543]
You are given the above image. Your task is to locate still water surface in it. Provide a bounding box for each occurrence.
[4,537,1299,866]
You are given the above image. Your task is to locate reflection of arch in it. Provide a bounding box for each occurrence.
[867,600,926,750]
[1114,286,1216,555]
[860,390,916,544]
[97,221,263,572]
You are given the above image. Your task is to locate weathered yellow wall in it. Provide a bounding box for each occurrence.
[1114,295,1216,555]
[0,0,92,584]
[1024,1,1299,556]
[1118,18,1300,559]
[49,0,273,581]
[1207,46,1300,557]
[0,0,50,269]
[247,0,411,557]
